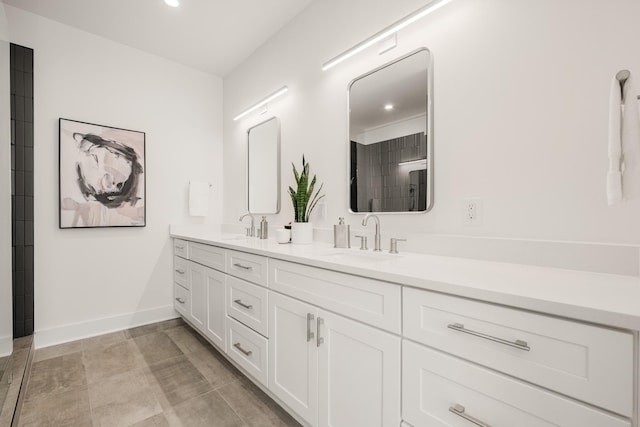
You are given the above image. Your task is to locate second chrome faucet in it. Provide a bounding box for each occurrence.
[362,214,381,252]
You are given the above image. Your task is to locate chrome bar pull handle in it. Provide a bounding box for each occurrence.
[175,297,185,304]
[233,342,252,357]
[449,404,492,427]
[447,323,530,351]
[317,317,324,347]
[233,299,253,310]
[307,313,315,342]
[233,263,253,271]
[175,244,185,249]
[175,269,185,274]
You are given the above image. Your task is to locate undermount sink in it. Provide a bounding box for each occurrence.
[316,250,400,264]
[220,235,249,241]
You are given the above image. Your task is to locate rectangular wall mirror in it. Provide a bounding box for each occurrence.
[348,48,433,213]
[248,116,281,214]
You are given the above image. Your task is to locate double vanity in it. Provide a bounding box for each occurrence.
[170,225,640,427]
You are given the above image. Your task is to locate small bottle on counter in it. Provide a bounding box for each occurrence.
[259,216,269,239]
[333,217,350,248]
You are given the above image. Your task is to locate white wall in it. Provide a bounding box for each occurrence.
[6,6,224,347]
[0,4,12,357]
[223,0,640,266]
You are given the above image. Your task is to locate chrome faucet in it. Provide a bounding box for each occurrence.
[362,214,381,252]
[239,213,255,237]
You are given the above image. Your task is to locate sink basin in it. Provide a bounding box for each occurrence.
[316,251,400,264]
[220,235,249,241]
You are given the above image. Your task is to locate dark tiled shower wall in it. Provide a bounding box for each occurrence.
[10,44,34,338]
[354,132,426,212]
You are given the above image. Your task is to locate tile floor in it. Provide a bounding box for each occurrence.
[18,319,301,427]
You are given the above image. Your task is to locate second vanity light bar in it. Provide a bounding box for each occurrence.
[233,86,289,121]
[321,0,452,71]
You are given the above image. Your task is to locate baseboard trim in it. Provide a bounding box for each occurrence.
[0,336,12,357]
[34,305,178,349]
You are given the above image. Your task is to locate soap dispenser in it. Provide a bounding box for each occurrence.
[259,216,268,239]
[333,217,350,248]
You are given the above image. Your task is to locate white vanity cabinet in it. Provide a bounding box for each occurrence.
[170,233,639,427]
[269,291,401,427]
[172,240,228,352]
[402,287,634,427]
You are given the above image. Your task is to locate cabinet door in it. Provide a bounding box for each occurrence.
[188,262,207,331]
[204,266,226,351]
[318,311,401,427]
[269,292,318,426]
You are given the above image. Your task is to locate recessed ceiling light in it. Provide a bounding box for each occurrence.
[384,104,394,110]
[165,0,179,7]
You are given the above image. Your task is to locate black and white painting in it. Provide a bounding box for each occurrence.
[59,118,145,228]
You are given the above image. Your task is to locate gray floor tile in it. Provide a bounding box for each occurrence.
[133,331,184,365]
[146,354,212,407]
[33,340,84,363]
[81,330,128,351]
[164,326,210,355]
[83,339,145,384]
[89,369,162,427]
[18,386,92,427]
[25,352,87,402]
[219,378,301,427]
[129,413,170,427]
[186,348,240,390]
[126,318,185,339]
[167,390,245,427]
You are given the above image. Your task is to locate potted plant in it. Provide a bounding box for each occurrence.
[288,155,324,244]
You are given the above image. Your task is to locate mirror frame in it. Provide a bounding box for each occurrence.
[247,116,281,215]
[347,47,434,214]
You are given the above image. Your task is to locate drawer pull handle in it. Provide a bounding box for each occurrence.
[317,317,324,347]
[233,342,252,356]
[175,297,185,304]
[175,269,185,274]
[175,245,185,249]
[449,404,492,427]
[233,299,253,310]
[307,313,315,342]
[447,323,530,351]
[233,263,253,271]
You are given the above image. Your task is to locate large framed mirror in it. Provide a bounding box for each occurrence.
[247,116,281,214]
[348,48,433,213]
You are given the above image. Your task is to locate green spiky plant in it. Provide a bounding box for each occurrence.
[289,156,324,223]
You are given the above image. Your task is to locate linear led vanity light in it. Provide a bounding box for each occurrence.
[322,0,452,71]
[398,159,427,167]
[233,86,289,121]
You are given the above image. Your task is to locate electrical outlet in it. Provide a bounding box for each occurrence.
[463,197,482,226]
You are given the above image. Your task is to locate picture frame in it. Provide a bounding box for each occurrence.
[59,118,146,228]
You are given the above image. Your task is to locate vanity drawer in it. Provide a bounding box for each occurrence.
[189,242,226,272]
[227,316,268,387]
[173,283,189,317]
[173,238,189,258]
[173,256,189,289]
[226,276,268,337]
[402,340,630,427]
[403,287,634,416]
[269,259,401,334]
[226,249,268,287]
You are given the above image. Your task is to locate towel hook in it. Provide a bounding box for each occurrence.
[616,69,631,103]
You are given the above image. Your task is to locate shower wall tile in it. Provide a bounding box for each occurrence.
[11,44,34,338]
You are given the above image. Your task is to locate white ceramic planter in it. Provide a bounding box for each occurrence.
[291,222,313,244]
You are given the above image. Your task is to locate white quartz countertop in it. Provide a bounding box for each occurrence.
[170,225,640,331]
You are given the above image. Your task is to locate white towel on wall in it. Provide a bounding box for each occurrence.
[607,75,623,206]
[621,74,640,200]
[189,181,210,217]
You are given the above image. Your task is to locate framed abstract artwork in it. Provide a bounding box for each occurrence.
[59,118,146,228]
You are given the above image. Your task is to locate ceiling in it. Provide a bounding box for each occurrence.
[1,0,314,77]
